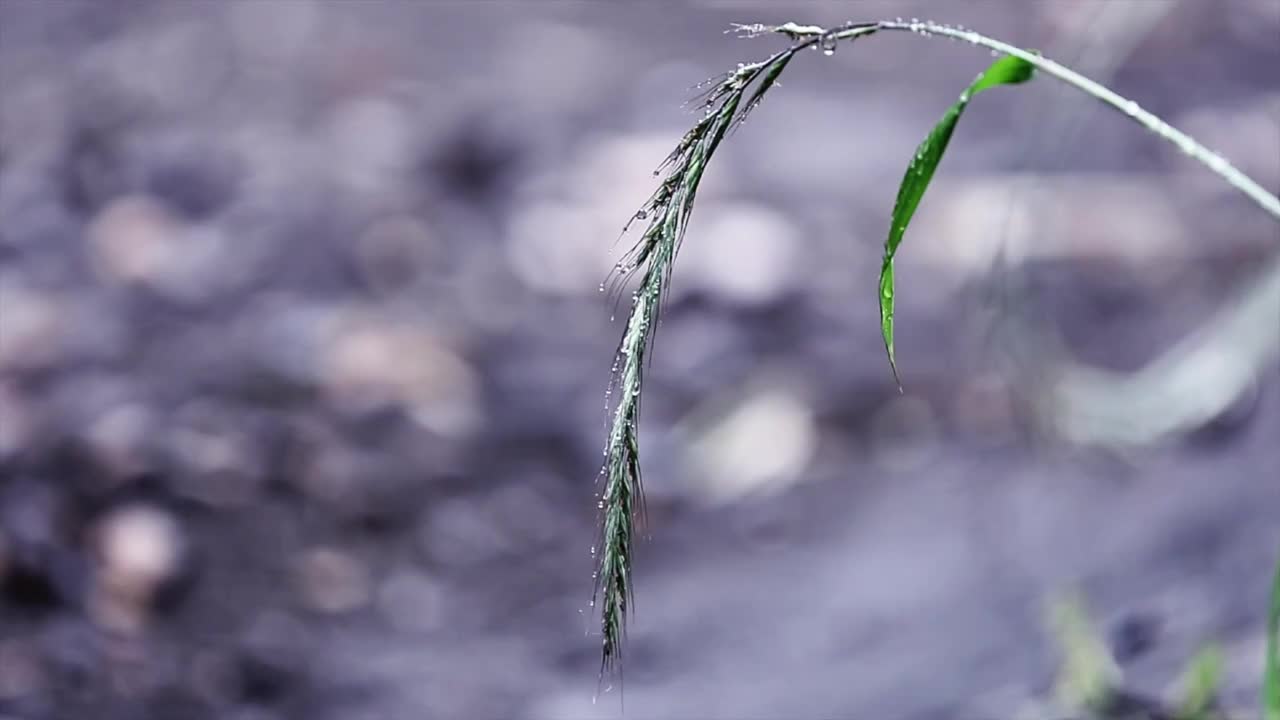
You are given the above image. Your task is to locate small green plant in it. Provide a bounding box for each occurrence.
[1045,595,1230,720]
[591,17,1280,708]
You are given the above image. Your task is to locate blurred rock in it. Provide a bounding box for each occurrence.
[677,202,800,307]
[87,194,184,288]
[0,480,79,612]
[90,503,186,634]
[294,547,370,614]
[419,496,512,567]
[236,610,310,704]
[376,568,444,634]
[681,380,816,503]
[143,136,241,220]
[319,316,481,438]
[84,403,156,482]
[0,382,32,461]
[0,276,66,372]
[354,214,437,295]
[325,97,414,195]
[0,638,43,701]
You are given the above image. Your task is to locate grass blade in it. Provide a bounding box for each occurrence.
[1176,645,1223,720]
[1266,547,1280,720]
[879,54,1035,386]
[1049,594,1121,711]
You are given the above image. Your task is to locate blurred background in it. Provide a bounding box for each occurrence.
[0,1,1277,719]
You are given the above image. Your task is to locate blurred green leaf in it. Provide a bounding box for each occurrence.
[1048,593,1121,711]
[1266,549,1280,720]
[1176,645,1222,720]
[879,54,1035,386]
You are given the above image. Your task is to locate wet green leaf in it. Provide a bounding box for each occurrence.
[879,54,1035,386]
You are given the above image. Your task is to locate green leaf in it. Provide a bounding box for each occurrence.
[1266,548,1280,720]
[1176,645,1222,720]
[879,54,1035,386]
[1048,593,1121,711]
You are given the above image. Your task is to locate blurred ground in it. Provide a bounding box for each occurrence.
[0,1,1277,719]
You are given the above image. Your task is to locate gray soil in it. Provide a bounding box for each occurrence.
[0,2,1276,719]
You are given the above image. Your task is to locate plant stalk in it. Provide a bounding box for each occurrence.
[778,20,1280,222]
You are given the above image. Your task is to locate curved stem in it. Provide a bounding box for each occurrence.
[780,20,1280,222]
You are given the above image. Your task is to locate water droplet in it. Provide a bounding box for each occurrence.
[635,209,647,221]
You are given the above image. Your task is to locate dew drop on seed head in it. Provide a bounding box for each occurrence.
[635,209,647,221]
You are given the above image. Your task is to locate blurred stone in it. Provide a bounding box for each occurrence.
[914,175,1188,277]
[377,568,444,633]
[227,0,319,63]
[237,610,309,704]
[488,482,561,547]
[294,547,370,614]
[88,193,242,303]
[84,403,155,481]
[325,97,413,194]
[355,214,436,295]
[0,275,66,372]
[424,116,523,205]
[0,480,76,612]
[1108,611,1162,663]
[320,317,481,438]
[950,374,1018,447]
[505,200,608,296]
[0,639,43,700]
[144,137,241,220]
[87,194,183,286]
[505,132,674,297]
[419,497,511,567]
[678,202,800,306]
[0,382,31,460]
[682,382,816,503]
[93,18,233,111]
[167,400,263,508]
[188,648,241,706]
[38,618,100,688]
[91,503,186,634]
